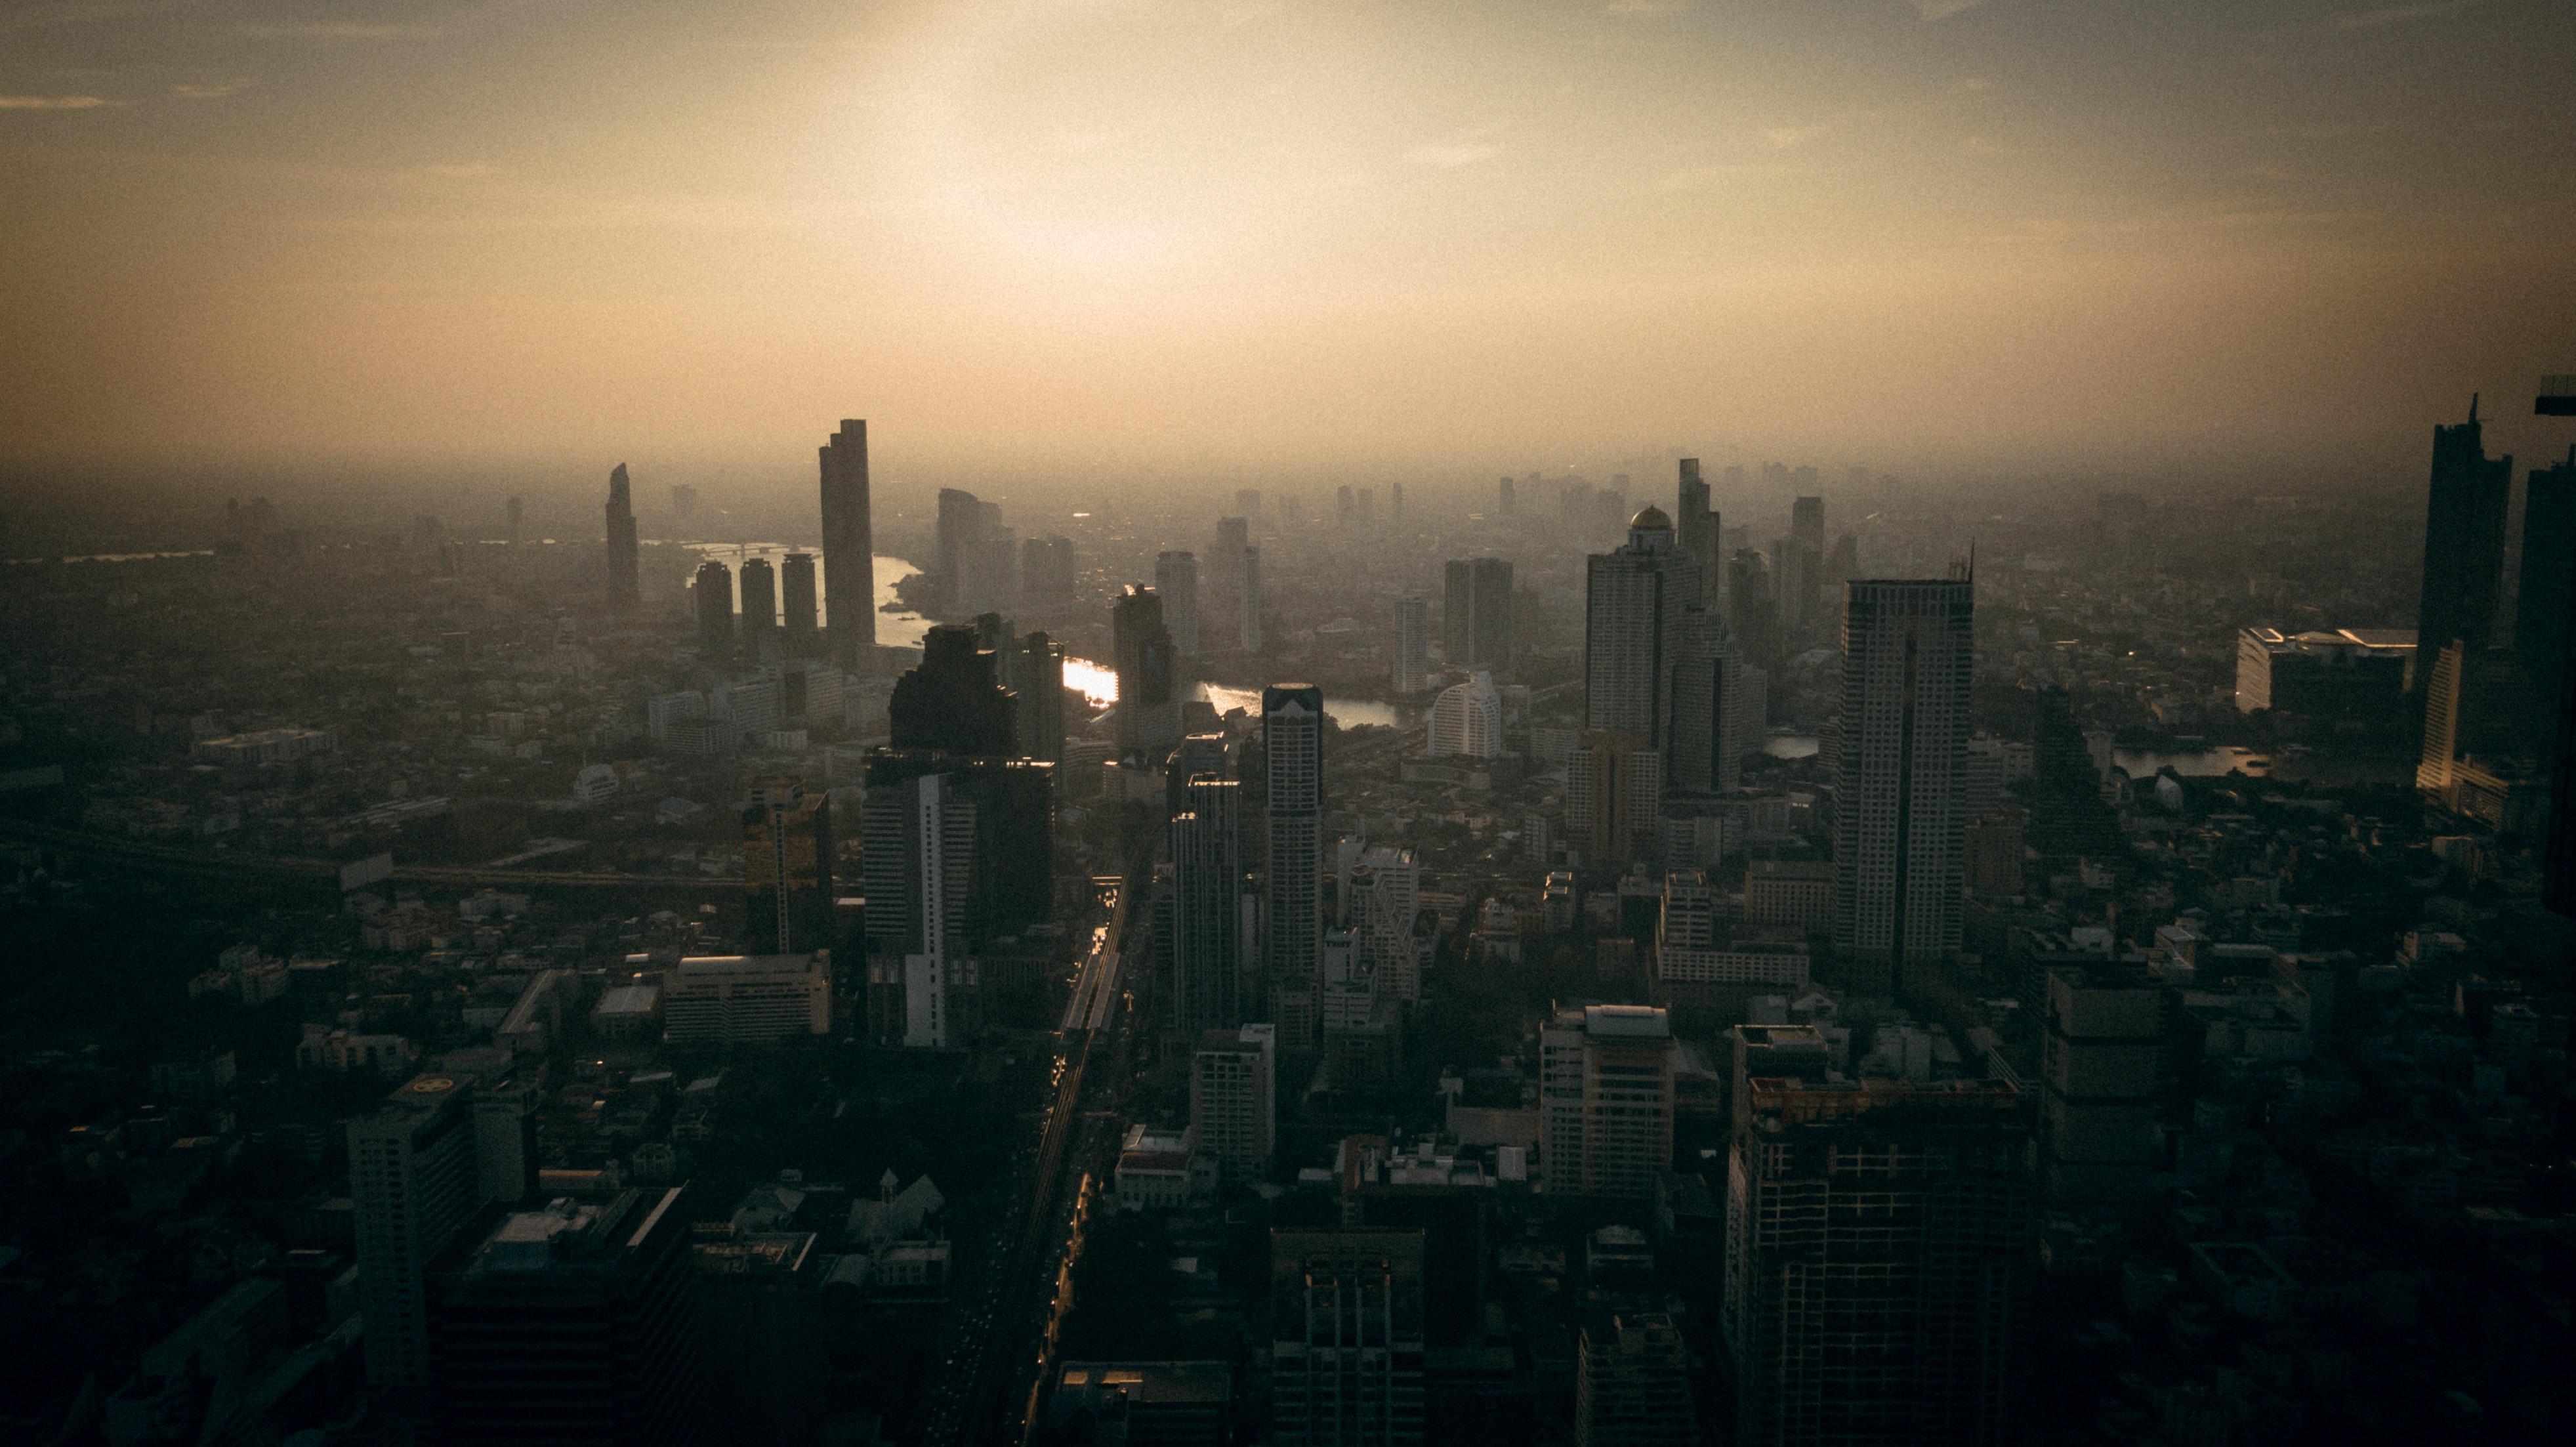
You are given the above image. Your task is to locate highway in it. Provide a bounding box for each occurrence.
[0,818,724,894]
[916,858,1149,1447]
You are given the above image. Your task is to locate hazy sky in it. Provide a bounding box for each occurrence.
[3,1,2570,483]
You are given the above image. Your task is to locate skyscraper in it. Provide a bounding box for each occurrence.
[1723,1068,2027,1447]
[1586,509,1699,744]
[1575,1313,1699,1447]
[2514,447,2576,722]
[1156,550,1202,660]
[1497,476,1516,517]
[1264,684,1324,1046]
[1390,481,1403,522]
[2413,398,2512,702]
[737,555,777,654]
[1192,1024,1277,1180]
[1790,493,1825,557]
[1567,729,1661,866]
[1010,628,1067,763]
[779,551,820,656]
[350,1072,537,1389]
[890,624,1016,757]
[1833,579,1973,994]
[1442,557,1514,677]
[604,463,640,611]
[1426,672,1502,759]
[1674,459,1720,605]
[1667,608,1749,795]
[1391,595,1430,696]
[1539,1005,1675,1199]
[1113,586,1182,759]
[428,1187,708,1447]
[743,778,833,956]
[1349,844,1421,1003]
[860,753,1056,1047]
[1172,772,1244,1034]
[1270,1231,1426,1447]
[692,559,734,660]
[818,420,875,665]
[1240,546,1264,652]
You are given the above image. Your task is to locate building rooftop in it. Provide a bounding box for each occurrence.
[1584,1004,1671,1038]
[675,953,821,977]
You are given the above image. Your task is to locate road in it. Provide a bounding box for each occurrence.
[915,858,1150,1447]
[0,818,722,894]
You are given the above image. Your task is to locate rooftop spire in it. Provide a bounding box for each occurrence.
[2469,392,2480,423]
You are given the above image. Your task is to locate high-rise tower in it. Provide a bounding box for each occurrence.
[2413,398,2512,696]
[1443,557,1515,677]
[605,464,640,611]
[1156,551,1202,660]
[1264,684,1324,1047]
[738,556,777,654]
[1392,595,1430,696]
[1833,579,1972,994]
[818,421,875,665]
[1675,459,1720,606]
[1586,509,1699,745]
[743,778,833,956]
[692,560,734,660]
[1114,587,1182,759]
[1172,773,1244,1034]
[780,551,820,656]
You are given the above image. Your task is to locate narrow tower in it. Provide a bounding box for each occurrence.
[819,421,875,666]
[604,464,640,610]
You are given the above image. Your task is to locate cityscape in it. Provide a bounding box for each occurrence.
[2,4,2572,1447]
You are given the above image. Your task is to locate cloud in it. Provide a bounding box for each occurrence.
[1910,1,1987,18]
[0,94,111,109]
[1762,125,1829,150]
[2333,0,2480,30]
[174,81,254,100]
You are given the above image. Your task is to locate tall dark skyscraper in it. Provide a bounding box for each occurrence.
[2514,448,2576,721]
[779,550,819,656]
[1833,579,1973,994]
[738,555,777,653]
[936,486,984,604]
[2413,398,2513,695]
[743,778,833,955]
[692,559,734,659]
[1585,509,1698,744]
[890,624,1016,757]
[604,463,640,611]
[1676,458,1721,605]
[1790,493,1825,556]
[1497,475,1516,516]
[1113,586,1181,759]
[860,751,1055,1045]
[1264,683,1324,1047]
[1442,556,1516,678]
[1172,772,1244,1034]
[818,420,875,665]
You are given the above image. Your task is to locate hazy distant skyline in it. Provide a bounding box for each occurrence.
[4,1,2570,480]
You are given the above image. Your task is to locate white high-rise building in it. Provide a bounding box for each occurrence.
[1833,579,1974,991]
[1263,684,1323,1044]
[1426,671,1503,759]
[1191,1022,1276,1179]
[1392,595,1430,696]
[350,1072,533,1387]
[1155,550,1201,660]
[1349,845,1422,1004]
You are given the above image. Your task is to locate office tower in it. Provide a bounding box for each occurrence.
[1727,548,1785,679]
[350,1073,535,1388]
[1575,1313,1699,1447]
[2039,963,2160,1207]
[1264,684,1325,1045]
[2414,398,2513,701]
[661,954,833,1045]
[692,1230,823,1447]
[1241,547,1264,652]
[1356,487,1376,524]
[1390,482,1403,522]
[1772,536,1819,631]
[1723,1072,2027,1447]
[505,493,522,547]
[742,778,833,955]
[1426,671,1502,759]
[1833,580,1973,993]
[1270,1232,1426,1447]
[1654,868,1719,980]
[1963,814,2025,897]
[692,560,734,658]
[1022,535,1076,606]
[2026,688,2122,864]
[1173,774,1245,1034]
[1190,1022,1276,1179]
[1824,534,1858,598]
[890,624,1016,756]
[1013,629,1066,763]
[1675,459,1721,605]
[1350,844,1421,1003]
[427,1188,707,1447]
[1567,730,1661,866]
[779,551,820,656]
[818,420,875,664]
[1114,586,1182,759]
[860,751,1054,1042]
[1156,550,1202,660]
[935,486,984,607]
[1587,508,1699,744]
[604,464,640,610]
[2515,448,2576,720]
[1237,487,1263,518]
[2418,638,2466,795]
[1336,486,1354,526]
[1167,732,1235,817]
[957,524,1020,615]
[1539,1005,1675,1199]
[2547,653,2576,917]
[738,556,777,654]
[1441,556,1514,677]
[1497,476,1516,516]
[1667,607,1747,794]
[1392,595,1430,696]
[1791,494,1825,556]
